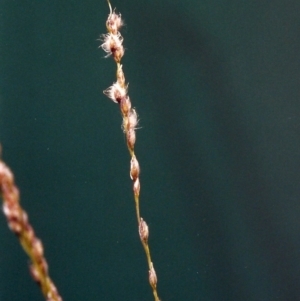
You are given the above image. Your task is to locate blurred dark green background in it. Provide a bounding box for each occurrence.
[1,1,300,300]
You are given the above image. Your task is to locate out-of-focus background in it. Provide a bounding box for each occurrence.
[1,1,300,300]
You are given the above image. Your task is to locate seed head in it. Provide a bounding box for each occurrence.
[130,156,140,180]
[106,11,123,34]
[104,82,127,103]
[120,96,131,116]
[100,32,124,61]
[116,64,126,87]
[139,218,149,243]
[30,264,42,284]
[133,177,140,197]
[127,128,136,150]
[127,109,138,130]
[149,263,158,289]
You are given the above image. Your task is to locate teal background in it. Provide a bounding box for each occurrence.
[1,0,300,300]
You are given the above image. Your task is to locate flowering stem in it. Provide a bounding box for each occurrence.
[100,2,161,300]
[0,159,62,301]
